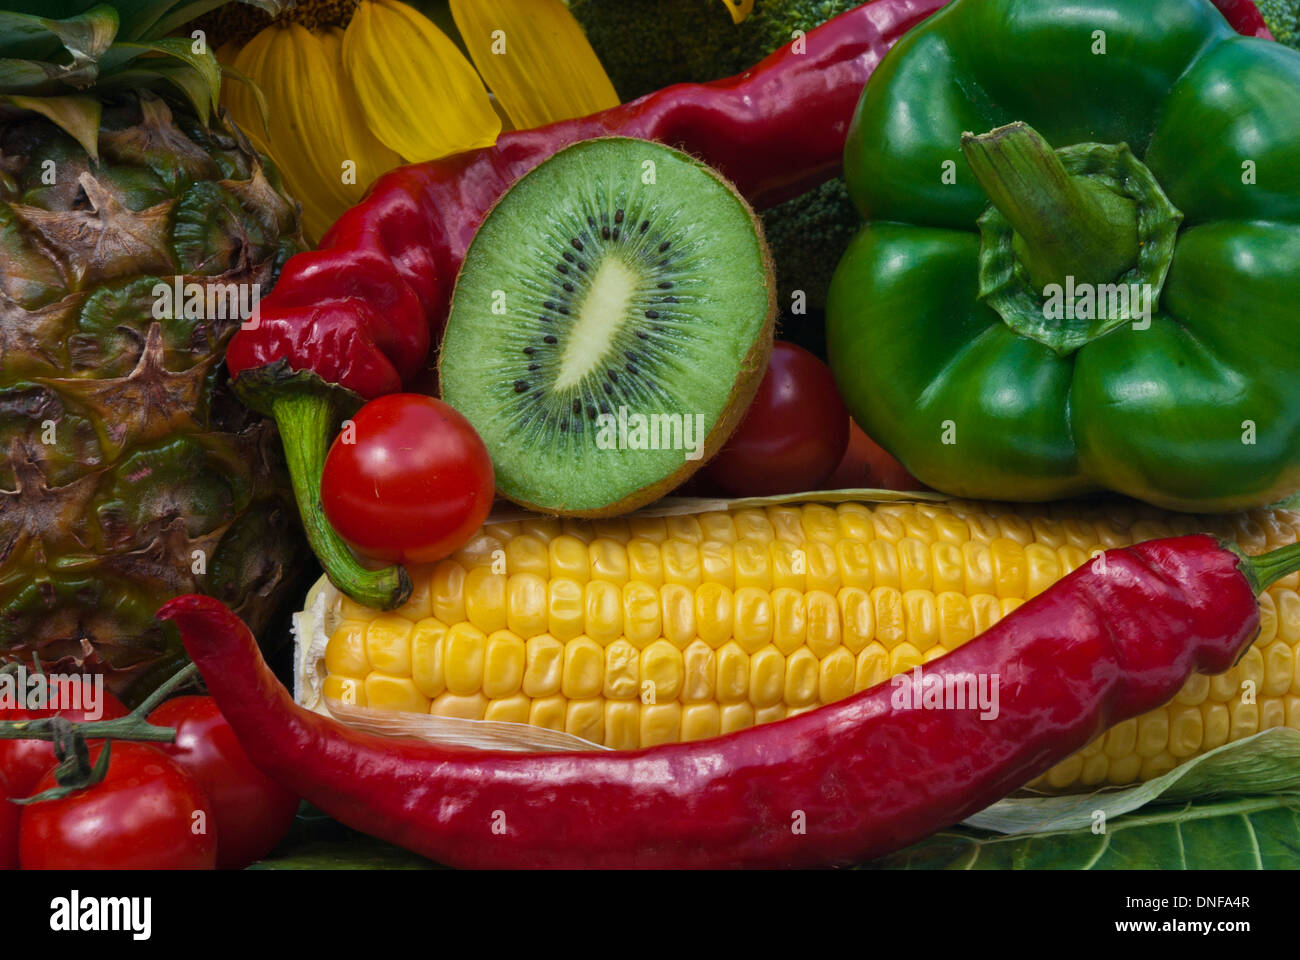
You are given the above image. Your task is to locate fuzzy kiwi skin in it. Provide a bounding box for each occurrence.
[439,138,778,518]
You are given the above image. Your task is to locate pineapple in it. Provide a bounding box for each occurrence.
[0,1,309,701]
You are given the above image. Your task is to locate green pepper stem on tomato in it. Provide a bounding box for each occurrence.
[828,0,1300,512]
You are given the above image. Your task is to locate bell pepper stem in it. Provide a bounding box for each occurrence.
[962,122,1139,291]
[272,390,412,610]
[1233,541,1300,595]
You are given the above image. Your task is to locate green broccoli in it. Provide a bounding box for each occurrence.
[567,0,862,101]
[761,176,861,315]
[1258,0,1300,48]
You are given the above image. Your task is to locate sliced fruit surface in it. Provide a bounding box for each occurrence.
[441,137,774,515]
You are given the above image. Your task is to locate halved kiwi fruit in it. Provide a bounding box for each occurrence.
[440,137,776,516]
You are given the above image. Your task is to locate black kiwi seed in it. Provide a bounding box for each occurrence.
[607,370,618,383]
[558,306,570,315]
[587,216,596,228]
[640,220,649,233]
[615,209,624,223]
[577,262,587,272]
[626,363,638,374]
[600,403,610,415]
[563,251,575,263]
[636,330,648,339]
[571,238,584,251]
[544,335,557,344]
[602,226,611,240]
[544,301,556,310]
[557,263,569,274]
[572,398,581,415]
[587,405,597,419]
[603,382,613,394]
[662,296,678,303]
[539,315,552,322]
[645,310,660,319]
[659,281,673,289]
[560,420,568,432]
[514,381,529,392]
[625,351,638,361]
[563,282,575,292]
[659,241,671,252]
[528,363,540,371]
[612,228,620,241]
[524,347,535,355]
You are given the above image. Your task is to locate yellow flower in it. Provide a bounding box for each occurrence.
[222,0,620,242]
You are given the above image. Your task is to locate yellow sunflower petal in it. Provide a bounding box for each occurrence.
[343,0,500,163]
[225,27,278,155]
[318,28,403,198]
[721,0,755,25]
[449,0,619,131]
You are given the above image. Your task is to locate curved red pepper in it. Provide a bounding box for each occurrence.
[158,534,1300,868]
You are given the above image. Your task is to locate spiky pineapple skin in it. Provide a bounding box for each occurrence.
[0,93,309,702]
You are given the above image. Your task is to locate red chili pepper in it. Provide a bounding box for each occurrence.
[157,534,1300,868]
[223,0,1269,612]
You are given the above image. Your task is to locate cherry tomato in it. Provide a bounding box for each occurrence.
[148,696,299,869]
[20,742,216,870]
[0,676,128,798]
[824,419,924,492]
[321,394,495,565]
[702,342,850,497]
[0,773,18,871]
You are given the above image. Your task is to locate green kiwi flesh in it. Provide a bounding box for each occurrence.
[440,137,776,516]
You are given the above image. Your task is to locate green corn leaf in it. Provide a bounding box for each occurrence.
[964,727,1300,835]
[868,796,1300,869]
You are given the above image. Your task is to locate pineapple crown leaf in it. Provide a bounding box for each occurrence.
[0,5,118,91]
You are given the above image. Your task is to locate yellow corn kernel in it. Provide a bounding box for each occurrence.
[431,692,488,720]
[695,582,734,649]
[622,581,662,649]
[463,566,507,635]
[566,699,604,744]
[626,538,664,586]
[1107,754,1142,785]
[444,623,487,695]
[604,700,639,749]
[733,586,774,653]
[889,642,924,676]
[1203,702,1231,750]
[838,588,873,654]
[770,541,806,591]
[749,645,786,708]
[700,541,735,589]
[970,594,1003,634]
[1263,641,1294,697]
[641,702,682,746]
[682,703,721,742]
[661,583,696,649]
[1230,699,1259,740]
[1261,697,1286,731]
[1140,752,1179,781]
[588,538,630,585]
[896,538,932,593]
[873,587,906,649]
[505,534,549,576]
[716,642,750,702]
[411,618,447,698]
[836,503,873,543]
[936,592,976,651]
[394,573,433,621]
[584,580,623,645]
[1258,591,1278,645]
[641,639,685,703]
[720,702,755,734]
[1024,543,1062,599]
[455,533,501,569]
[768,506,806,544]
[1136,712,1169,758]
[734,540,773,590]
[1168,704,1204,758]
[547,577,584,641]
[1042,754,1084,790]
[364,673,430,713]
[804,591,841,658]
[855,643,890,691]
[1001,597,1025,617]
[523,635,564,698]
[930,541,964,594]
[549,535,590,582]
[990,538,1027,599]
[819,647,855,704]
[662,539,701,589]
[431,560,467,624]
[339,595,379,621]
[837,539,873,591]
[732,508,775,543]
[1057,544,1090,575]
[561,518,594,544]
[528,695,566,730]
[326,621,370,678]
[665,515,703,544]
[603,639,639,700]
[800,504,840,543]
[323,674,365,707]
[923,645,947,663]
[962,541,995,595]
[772,588,807,655]
[561,636,604,700]
[505,572,548,638]
[483,630,526,699]
[699,512,738,544]
[1174,672,1210,706]
[521,516,562,543]
[484,694,530,724]
[1079,753,1110,787]
[682,640,716,702]
[1237,645,1265,699]
[784,647,820,707]
[755,704,788,725]
[869,539,901,590]
[872,508,907,543]
[627,516,667,543]
[805,541,840,594]
[902,589,940,653]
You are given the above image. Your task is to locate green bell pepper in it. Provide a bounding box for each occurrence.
[827,0,1300,511]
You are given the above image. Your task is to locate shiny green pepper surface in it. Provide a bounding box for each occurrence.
[828,0,1300,511]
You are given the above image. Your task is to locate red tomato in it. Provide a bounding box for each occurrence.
[824,419,925,492]
[321,394,495,564]
[702,342,850,497]
[148,696,299,869]
[0,676,128,798]
[0,773,18,871]
[20,742,216,870]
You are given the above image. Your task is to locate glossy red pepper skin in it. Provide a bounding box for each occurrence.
[159,535,1265,869]
[226,0,951,400]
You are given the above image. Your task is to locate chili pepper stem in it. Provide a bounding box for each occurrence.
[1230,540,1300,595]
[272,390,412,611]
[962,121,1139,291]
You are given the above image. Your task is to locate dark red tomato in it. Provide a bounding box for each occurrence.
[0,773,18,871]
[703,342,850,497]
[0,676,128,798]
[321,394,495,565]
[148,696,299,869]
[824,420,925,492]
[20,742,216,870]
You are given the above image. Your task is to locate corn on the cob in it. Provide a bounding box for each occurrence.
[318,499,1300,787]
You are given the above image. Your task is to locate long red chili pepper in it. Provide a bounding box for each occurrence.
[158,534,1300,868]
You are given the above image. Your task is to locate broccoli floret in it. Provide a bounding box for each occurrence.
[567,0,862,101]
[1258,0,1300,48]
[761,176,861,314]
